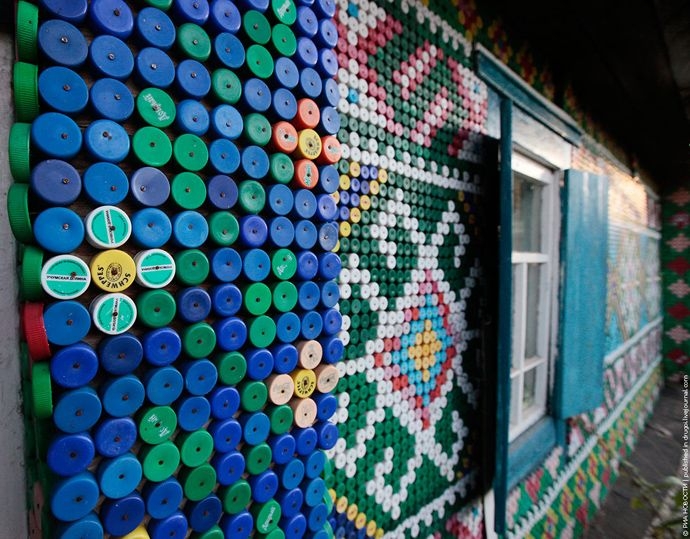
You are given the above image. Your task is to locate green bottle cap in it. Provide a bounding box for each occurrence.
[136,289,176,328]
[191,525,224,539]
[31,363,52,419]
[140,440,180,481]
[132,126,172,167]
[243,113,272,146]
[174,249,210,285]
[136,88,176,128]
[212,69,242,104]
[271,249,297,280]
[177,23,212,61]
[243,10,271,45]
[177,430,214,467]
[41,254,91,300]
[145,0,173,9]
[138,406,177,445]
[134,249,176,288]
[248,315,276,347]
[173,133,208,172]
[182,322,217,359]
[246,45,274,79]
[13,62,39,122]
[214,351,247,385]
[171,172,207,209]
[9,122,31,182]
[221,479,251,514]
[271,24,296,56]
[244,442,271,475]
[180,463,216,501]
[240,380,268,412]
[272,281,298,312]
[243,282,272,315]
[238,181,266,214]
[271,0,297,24]
[268,404,293,435]
[16,1,39,63]
[269,153,294,184]
[208,211,239,246]
[21,245,44,301]
[252,499,281,534]
[257,529,286,539]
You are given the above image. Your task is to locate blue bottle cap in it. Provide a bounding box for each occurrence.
[315,421,338,450]
[323,77,339,108]
[100,375,145,417]
[30,159,82,206]
[316,18,338,48]
[281,513,307,539]
[303,448,326,478]
[90,78,134,121]
[319,106,340,136]
[173,211,209,248]
[349,192,360,208]
[339,191,350,206]
[244,348,273,381]
[249,470,278,503]
[97,453,142,499]
[242,249,270,281]
[221,511,253,539]
[271,343,298,374]
[317,48,338,78]
[212,450,245,485]
[209,417,242,453]
[143,478,184,520]
[239,411,270,444]
[131,208,172,248]
[338,205,349,222]
[210,247,243,282]
[295,37,318,68]
[84,119,130,163]
[55,512,103,539]
[38,66,89,114]
[301,311,323,340]
[145,366,184,405]
[268,431,296,464]
[94,417,137,458]
[176,99,210,135]
[99,332,144,374]
[319,164,339,194]
[315,194,337,222]
[318,252,341,279]
[90,0,134,38]
[211,104,243,139]
[130,167,170,207]
[177,59,211,99]
[187,495,223,533]
[214,32,246,69]
[242,78,271,112]
[89,35,134,80]
[294,220,317,250]
[276,312,300,343]
[277,488,303,519]
[295,6,317,35]
[149,511,189,539]
[32,112,82,159]
[321,335,343,364]
[39,0,88,23]
[210,0,241,33]
[296,251,318,280]
[213,317,247,351]
[44,300,90,345]
[174,0,210,24]
[100,492,145,536]
[268,184,294,216]
[47,432,95,476]
[272,88,297,120]
[54,387,102,434]
[239,215,268,248]
[314,0,335,17]
[274,57,299,89]
[207,175,238,210]
[176,395,211,431]
[50,342,98,388]
[299,67,322,98]
[210,283,242,317]
[136,7,176,49]
[294,189,317,219]
[268,217,295,248]
[321,308,342,336]
[176,287,212,323]
[209,140,241,175]
[276,458,304,490]
[305,503,328,531]
[320,281,339,309]
[297,281,320,311]
[241,146,270,180]
[238,0,269,10]
[136,47,176,88]
[294,426,317,456]
[210,385,241,419]
[38,20,88,67]
[181,359,218,396]
[50,472,100,522]
[142,327,182,366]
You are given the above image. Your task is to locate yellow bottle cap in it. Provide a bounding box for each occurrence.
[291,368,316,398]
[90,249,136,292]
[295,129,322,160]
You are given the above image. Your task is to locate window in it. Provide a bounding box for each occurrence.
[509,153,557,441]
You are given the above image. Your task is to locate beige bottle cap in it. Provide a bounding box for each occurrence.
[266,373,295,405]
[289,397,316,428]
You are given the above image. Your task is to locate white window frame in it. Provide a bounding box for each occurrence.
[509,152,559,441]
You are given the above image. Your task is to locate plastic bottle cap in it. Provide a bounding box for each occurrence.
[174,133,209,171]
[318,136,341,164]
[44,300,91,345]
[30,159,82,206]
[32,112,82,159]
[214,33,246,70]
[13,62,39,122]
[253,499,282,534]
[94,417,138,458]
[244,443,272,475]
[177,99,210,135]
[243,10,271,44]
[221,480,251,514]
[134,249,176,288]
[290,397,317,428]
[272,122,298,153]
[246,45,274,79]
[132,126,172,166]
[171,172,207,209]
[21,245,44,301]
[267,374,295,405]
[90,77,135,122]
[9,123,31,183]
[135,46,175,89]
[91,293,138,335]
[7,183,31,243]
[177,23,211,61]
[243,283,272,315]
[54,386,102,433]
[136,7,176,49]
[293,159,319,189]
[139,406,177,445]
[291,369,317,398]
[85,205,132,248]
[137,289,176,328]
[16,1,39,62]
[295,129,322,160]
[210,0,241,33]
[174,249,210,285]
[268,405,293,435]
[272,281,298,312]
[240,380,268,412]
[34,206,85,254]
[101,493,146,536]
[181,463,217,501]
[314,364,339,393]
[31,362,53,418]
[50,472,100,522]
[137,87,176,128]
[238,180,266,213]
[297,340,322,369]
[182,322,217,358]
[176,59,211,99]
[271,24,297,57]
[89,0,134,39]
[90,249,136,292]
[41,255,91,300]
[215,352,247,385]
[38,19,88,67]
[178,430,214,467]
[209,212,240,246]
[140,441,180,482]
[89,35,134,80]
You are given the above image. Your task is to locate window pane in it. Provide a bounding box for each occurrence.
[513,174,543,252]
[522,367,537,410]
[511,264,520,371]
[510,376,520,427]
[525,264,541,359]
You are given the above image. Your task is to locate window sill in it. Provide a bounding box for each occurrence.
[507,416,557,491]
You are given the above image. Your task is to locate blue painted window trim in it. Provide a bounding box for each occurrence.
[507,417,557,491]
